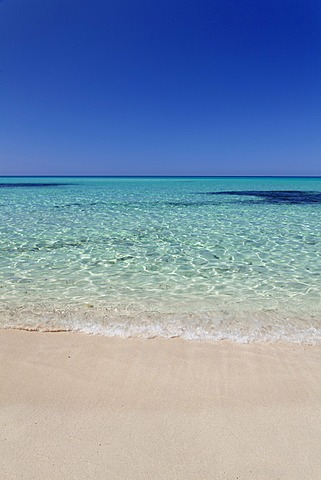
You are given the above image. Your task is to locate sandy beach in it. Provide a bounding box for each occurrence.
[1,330,321,479]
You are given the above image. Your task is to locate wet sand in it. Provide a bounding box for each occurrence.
[1,330,321,479]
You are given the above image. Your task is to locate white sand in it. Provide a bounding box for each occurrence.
[1,330,321,479]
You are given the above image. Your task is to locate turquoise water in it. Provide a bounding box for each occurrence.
[1,176,321,342]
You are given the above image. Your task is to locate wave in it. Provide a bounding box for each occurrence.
[1,305,321,344]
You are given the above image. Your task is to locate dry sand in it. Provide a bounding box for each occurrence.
[1,330,321,479]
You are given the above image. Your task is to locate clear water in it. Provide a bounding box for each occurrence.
[1,176,321,342]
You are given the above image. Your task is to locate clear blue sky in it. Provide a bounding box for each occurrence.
[1,0,321,175]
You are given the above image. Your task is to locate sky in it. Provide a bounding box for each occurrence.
[1,0,321,176]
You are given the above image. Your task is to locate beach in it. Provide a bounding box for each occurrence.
[1,178,321,478]
[2,0,321,474]
[1,330,321,479]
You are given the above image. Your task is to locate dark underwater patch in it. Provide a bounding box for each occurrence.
[165,201,219,207]
[199,191,321,205]
[0,183,74,188]
[54,203,82,208]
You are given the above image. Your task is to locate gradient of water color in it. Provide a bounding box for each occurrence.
[1,176,321,342]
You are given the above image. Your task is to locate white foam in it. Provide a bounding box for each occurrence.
[2,304,321,344]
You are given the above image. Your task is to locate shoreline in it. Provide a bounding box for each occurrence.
[2,324,321,345]
[2,312,321,344]
[1,329,321,479]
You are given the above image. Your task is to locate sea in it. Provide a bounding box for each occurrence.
[1,176,321,343]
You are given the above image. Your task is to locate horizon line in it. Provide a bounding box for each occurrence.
[0,175,321,179]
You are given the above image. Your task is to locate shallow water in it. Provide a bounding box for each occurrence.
[1,176,321,342]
